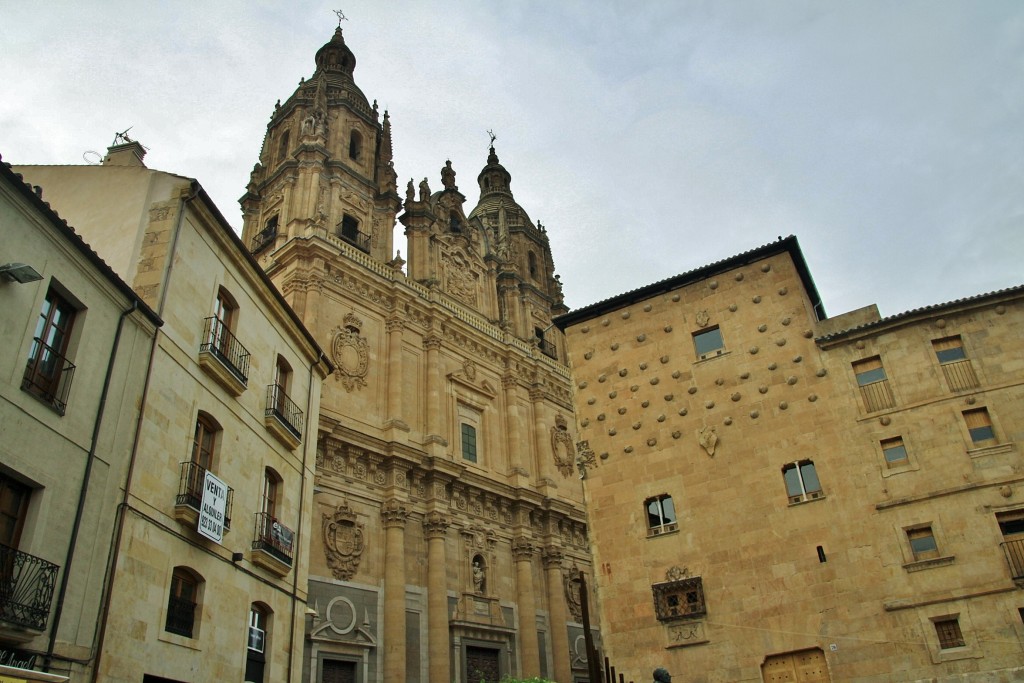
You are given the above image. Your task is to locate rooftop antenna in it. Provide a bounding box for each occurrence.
[333,9,347,27]
[112,127,134,145]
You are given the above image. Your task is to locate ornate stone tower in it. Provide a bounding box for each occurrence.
[240,27,401,264]
[242,27,592,683]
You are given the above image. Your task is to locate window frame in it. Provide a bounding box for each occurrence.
[881,436,909,468]
[693,326,725,360]
[907,526,940,561]
[962,407,996,446]
[23,287,78,414]
[0,473,31,548]
[460,423,478,463]
[782,460,823,504]
[165,567,200,639]
[645,494,678,537]
[933,617,966,650]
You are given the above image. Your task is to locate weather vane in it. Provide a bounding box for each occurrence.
[334,9,347,27]
[487,129,497,147]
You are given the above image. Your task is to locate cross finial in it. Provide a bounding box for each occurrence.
[487,129,497,147]
[333,9,347,27]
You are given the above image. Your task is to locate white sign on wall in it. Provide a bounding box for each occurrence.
[198,470,227,543]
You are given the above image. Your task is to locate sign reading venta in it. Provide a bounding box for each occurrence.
[198,471,228,543]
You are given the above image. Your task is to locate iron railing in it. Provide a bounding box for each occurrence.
[266,383,303,439]
[200,316,250,385]
[0,544,59,631]
[252,513,293,566]
[941,359,980,392]
[538,338,558,360]
[22,337,76,415]
[652,576,707,622]
[176,461,233,529]
[336,226,371,253]
[1002,539,1024,580]
[858,379,894,412]
[250,226,278,253]
[164,595,196,638]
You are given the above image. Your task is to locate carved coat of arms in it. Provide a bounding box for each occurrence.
[322,502,365,580]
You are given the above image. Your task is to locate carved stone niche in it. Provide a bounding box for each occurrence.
[322,501,365,580]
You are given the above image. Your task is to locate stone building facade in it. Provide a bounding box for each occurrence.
[238,28,595,683]
[15,145,330,683]
[555,236,1024,682]
[0,155,160,683]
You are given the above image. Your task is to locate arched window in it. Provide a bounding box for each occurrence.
[165,567,202,638]
[450,210,461,233]
[278,131,290,163]
[348,130,363,160]
[528,251,538,278]
[245,602,271,683]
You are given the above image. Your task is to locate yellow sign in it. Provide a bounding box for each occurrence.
[0,675,30,683]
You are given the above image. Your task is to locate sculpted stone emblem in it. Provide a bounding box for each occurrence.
[563,570,583,622]
[332,313,369,391]
[698,425,718,457]
[575,440,597,479]
[322,502,365,580]
[442,249,478,306]
[551,414,575,478]
[696,309,711,328]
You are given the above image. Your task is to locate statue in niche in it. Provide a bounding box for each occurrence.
[472,556,486,594]
[698,425,718,457]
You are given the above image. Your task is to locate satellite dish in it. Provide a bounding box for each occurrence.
[83,150,102,165]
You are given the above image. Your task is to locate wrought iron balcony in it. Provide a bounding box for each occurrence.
[538,338,558,360]
[22,337,76,415]
[250,226,278,253]
[164,595,196,638]
[1001,539,1024,581]
[199,317,250,394]
[175,461,233,530]
[265,383,303,439]
[252,513,293,567]
[336,225,371,253]
[0,544,59,631]
[941,359,980,392]
[858,379,895,413]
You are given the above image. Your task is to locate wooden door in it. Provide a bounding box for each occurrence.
[466,645,501,683]
[761,648,830,683]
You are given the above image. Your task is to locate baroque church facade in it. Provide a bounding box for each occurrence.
[239,28,594,683]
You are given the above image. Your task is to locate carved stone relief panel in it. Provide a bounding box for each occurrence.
[551,414,576,478]
[331,312,369,391]
[322,501,365,580]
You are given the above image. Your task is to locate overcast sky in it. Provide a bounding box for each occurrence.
[2,1,1021,318]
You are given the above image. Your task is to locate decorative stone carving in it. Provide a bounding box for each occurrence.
[575,441,597,479]
[442,249,479,306]
[695,310,711,328]
[564,569,583,623]
[380,498,408,528]
[551,414,575,478]
[331,313,369,391]
[322,501,365,580]
[423,511,450,539]
[698,426,718,456]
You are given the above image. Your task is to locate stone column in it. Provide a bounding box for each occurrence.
[423,335,444,455]
[382,499,409,683]
[542,546,571,683]
[385,315,407,431]
[529,388,548,480]
[423,512,451,683]
[512,536,540,678]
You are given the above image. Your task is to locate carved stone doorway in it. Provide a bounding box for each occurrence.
[465,645,501,683]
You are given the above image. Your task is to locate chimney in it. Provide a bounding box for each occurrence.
[102,141,147,167]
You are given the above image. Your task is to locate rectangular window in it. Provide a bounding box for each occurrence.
[908,526,939,561]
[933,336,966,364]
[461,423,477,463]
[881,437,908,467]
[782,460,823,504]
[693,327,725,359]
[963,408,995,445]
[22,288,77,414]
[934,618,965,649]
[645,495,677,536]
[0,473,31,548]
[933,336,979,391]
[852,356,894,411]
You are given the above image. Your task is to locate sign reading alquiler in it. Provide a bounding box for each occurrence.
[198,470,227,543]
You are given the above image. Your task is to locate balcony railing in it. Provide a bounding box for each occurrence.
[252,513,293,567]
[250,226,278,253]
[538,338,558,360]
[176,461,233,530]
[165,595,196,638]
[858,380,895,412]
[336,226,371,253]
[941,359,980,392]
[1001,539,1024,580]
[0,544,59,631]
[22,338,76,415]
[266,383,303,439]
[200,317,250,385]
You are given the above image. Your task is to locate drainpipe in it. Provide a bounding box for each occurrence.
[90,186,193,682]
[287,351,324,683]
[43,300,138,673]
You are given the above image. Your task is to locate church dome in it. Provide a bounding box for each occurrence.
[469,145,532,227]
[315,27,356,77]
